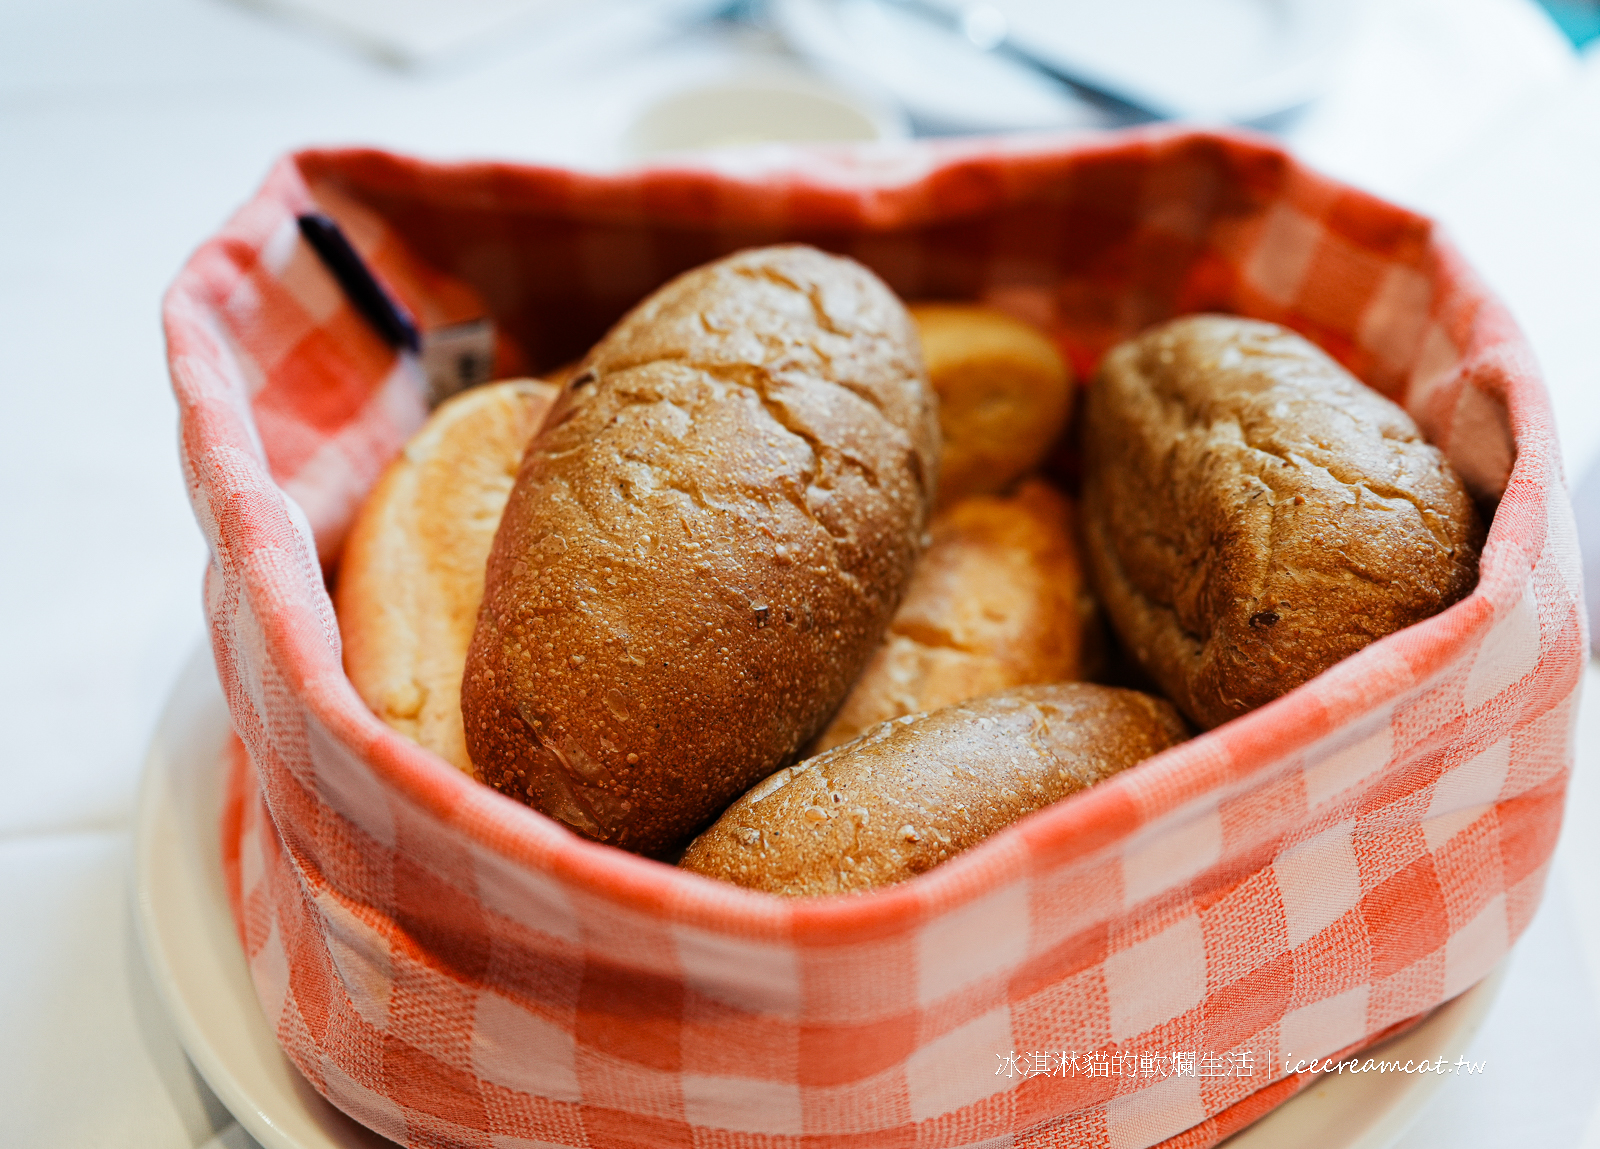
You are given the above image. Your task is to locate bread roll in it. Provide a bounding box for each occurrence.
[814,478,1093,751]
[910,303,1073,508]
[1082,315,1484,730]
[462,246,940,855]
[336,379,559,774]
[680,683,1187,896]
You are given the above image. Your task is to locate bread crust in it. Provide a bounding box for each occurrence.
[909,303,1073,508]
[680,683,1187,896]
[462,246,939,855]
[336,380,558,775]
[814,479,1092,750]
[1082,315,1484,730]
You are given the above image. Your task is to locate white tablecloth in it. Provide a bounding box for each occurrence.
[2,0,1597,1144]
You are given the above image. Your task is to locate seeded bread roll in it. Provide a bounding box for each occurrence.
[1082,315,1484,730]
[909,303,1073,509]
[336,379,558,775]
[814,478,1094,751]
[680,683,1187,896]
[462,246,940,855]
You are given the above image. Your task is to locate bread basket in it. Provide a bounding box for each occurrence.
[166,128,1583,1149]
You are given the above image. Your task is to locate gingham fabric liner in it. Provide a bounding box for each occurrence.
[168,128,1584,1149]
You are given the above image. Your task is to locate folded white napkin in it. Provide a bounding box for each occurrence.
[233,0,717,66]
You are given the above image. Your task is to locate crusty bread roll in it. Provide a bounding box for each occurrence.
[462,246,940,856]
[336,379,558,774]
[1082,315,1484,730]
[814,478,1093,751]
[910,303,1073,509]
[680,683,1187,896]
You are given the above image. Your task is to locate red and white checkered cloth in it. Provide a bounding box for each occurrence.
[168,128,1584,1149]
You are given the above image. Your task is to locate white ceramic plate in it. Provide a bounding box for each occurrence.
[773,0,1354,129]
[773,0,1111,132]
[131,646,394,1149]
[133,645,1503,1149]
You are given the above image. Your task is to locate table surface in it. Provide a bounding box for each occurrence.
[3,0,1599,1145]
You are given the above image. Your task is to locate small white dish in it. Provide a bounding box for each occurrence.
[627,69,909,156]
[133,644,1503,1149]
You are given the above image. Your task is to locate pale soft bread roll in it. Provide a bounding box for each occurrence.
[681,683,1187,896]
[815,478,1093,751]
[910,303,1073,509]
[336,379,559,775]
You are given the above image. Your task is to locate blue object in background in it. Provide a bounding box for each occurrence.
[1537,0,1600,46]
